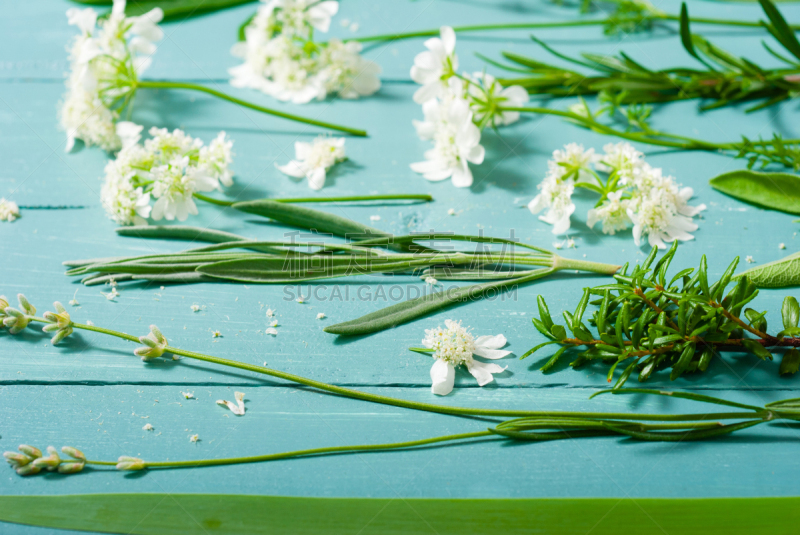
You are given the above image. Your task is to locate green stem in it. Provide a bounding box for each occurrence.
[136,80,367,137]
[553,255,621,276]
[343,16,791,44]
[140,431,493,469]
[192,192,433,208]
[26,317,757,422]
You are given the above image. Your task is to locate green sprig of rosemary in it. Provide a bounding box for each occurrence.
[523,241,800,387]
[493,2,800,114]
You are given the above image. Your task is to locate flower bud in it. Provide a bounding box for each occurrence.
[3,308,30,334]
[15,464,41,476]
[61,446,86,461]
[116,456,145,471]
[4,452,31,467]
[0,295,8,315]
[134,325,167,361]
[32,446,61,471]
[43,302,74,344]
[18,445,42,459]
[17,294,35,316]
[57,462,85,474]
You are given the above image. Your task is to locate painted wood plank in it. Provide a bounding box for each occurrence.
[0,385,797,500]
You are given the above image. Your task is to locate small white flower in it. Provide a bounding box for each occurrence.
[265,327,278,335]
[410,26,458,104]
[266,308,275,317]
[464,72,529,128]
[216,391,246,416]
[0,198,20,222]
[190,304,201,312]
[549,143,599,182]
[597,142,644,181]
[181,391,194,399]
[198,131,235,187]
[143,423,154,431]
[150,156,218,222]
[447,208,456,216]
[780,243,786,250]
[425,276,438,286]
[318,39,381,99]
[269,319,278,327]
[212,330,221,338]
[369,215,381,222]
[410,97,484,188]
[316,312,326,319]
[189,434,199,443]
[587,190,631,235]
[527,174,575,235]
[746,255,755,263]
[101,287,120,301]
[296,297,305,304]
[277,136,346,190]
[422,319,510,396]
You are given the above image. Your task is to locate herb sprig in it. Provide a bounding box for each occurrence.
[494,2,800,113]
[524,242,800,387]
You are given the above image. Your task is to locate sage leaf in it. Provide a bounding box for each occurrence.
[709,169,800,215]
[780,348,800,375]
[735,252,800,288]
[324,270,552,336]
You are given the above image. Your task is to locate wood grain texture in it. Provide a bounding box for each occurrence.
[2,2,800,534]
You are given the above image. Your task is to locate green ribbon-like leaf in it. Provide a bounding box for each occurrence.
[709,169,800,215]
[70,0,257,21]
[3,493,800,535]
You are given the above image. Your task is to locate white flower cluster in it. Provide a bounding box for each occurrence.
[422,319,510,396]
[276,136,346,190]
[100,126,234,225]
[409,27,529,188]
[0,198,20,222]
[528,142,706,249]
[60,0,163,151]
[230,0,380,103]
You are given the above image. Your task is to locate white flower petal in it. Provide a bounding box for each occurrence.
[430,359,455,396]
[467,361,506,386]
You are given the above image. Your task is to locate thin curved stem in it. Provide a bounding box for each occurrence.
[342,16,790,45]
[136,80,367,137]
[140,431,494,469]
[26,317,758,422]
[192,192,434,208]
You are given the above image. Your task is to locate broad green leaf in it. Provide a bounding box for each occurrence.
[744,308,768,333]
[70,0,257,21]
[782,296,800,329]
[780,348,800,375]
[709,169,800,215]
[735,251,800,288]
[2,493,800,535]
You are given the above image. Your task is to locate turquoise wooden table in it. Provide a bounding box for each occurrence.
[2,0,800,533]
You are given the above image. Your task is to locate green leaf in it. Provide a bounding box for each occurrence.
[759,0,800,61]
[780,348,800,375]
[782,296,800,329]
[745,308,768,333]
[520,341,558,359]
[532,318,556,340]
[232,200,397,246]
[741,339,773,360]
[735,252,800,288]
[540,346,569,372]
[5,493,800,535]
[537,295,554,330]
[116,225,249,244]
[73,0,258,22]
[239,10,257,40]
[550,324,568,340]
[709,169,800,215]
[324,271,552,336]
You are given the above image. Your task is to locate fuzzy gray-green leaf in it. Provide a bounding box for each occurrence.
[735,252,800,288]
[709,170,800,215]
